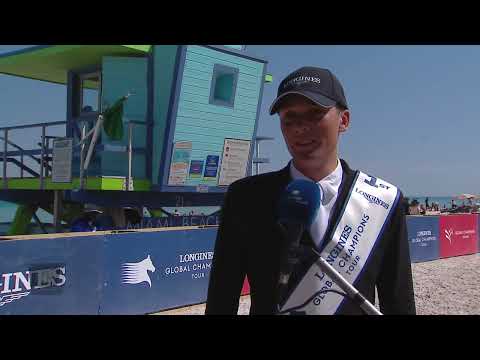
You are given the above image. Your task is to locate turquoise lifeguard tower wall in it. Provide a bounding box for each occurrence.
[73,45,267,194]
[99,56,149,179]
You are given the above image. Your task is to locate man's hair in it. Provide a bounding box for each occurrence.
[336,103,348,112]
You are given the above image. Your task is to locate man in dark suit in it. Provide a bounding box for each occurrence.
[205,67,416,315]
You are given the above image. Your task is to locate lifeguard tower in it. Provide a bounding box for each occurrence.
[0,45,271,234]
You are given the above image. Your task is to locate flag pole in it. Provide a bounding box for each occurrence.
[83,93,134,172]
[83,114,104,171]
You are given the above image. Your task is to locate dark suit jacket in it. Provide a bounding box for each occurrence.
[205,159,416,315]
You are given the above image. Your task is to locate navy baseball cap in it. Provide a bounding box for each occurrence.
[269,67,348,115]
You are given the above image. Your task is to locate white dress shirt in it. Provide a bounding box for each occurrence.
[290,159,343,249]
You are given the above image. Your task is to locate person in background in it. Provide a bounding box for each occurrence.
[451,199,457,209]
[419,204,426,215]
[124,207,142,229]
[409,200,421,215]
[70,210,99,232]
[94,213,116,231]
[403,197,410,215]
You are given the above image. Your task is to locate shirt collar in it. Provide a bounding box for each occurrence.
[289,159,343,205]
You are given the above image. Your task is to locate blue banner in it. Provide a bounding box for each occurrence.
[99,228,217,314]
[0,235,105,315]
[0,215,451,315]
[406,216,440,263]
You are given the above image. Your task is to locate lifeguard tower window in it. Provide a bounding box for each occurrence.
[80,72,101,115]
[209,64,238,108]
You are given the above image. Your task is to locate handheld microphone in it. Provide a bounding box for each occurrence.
[277,179,322,302]
[276,180,383,315]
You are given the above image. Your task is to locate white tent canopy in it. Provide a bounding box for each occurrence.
[455,194,478,200]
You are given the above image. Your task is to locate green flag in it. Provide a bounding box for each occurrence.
[103,96,127,140]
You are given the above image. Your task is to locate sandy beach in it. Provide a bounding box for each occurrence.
[154,253,480,315]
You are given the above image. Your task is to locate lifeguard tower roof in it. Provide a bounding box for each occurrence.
[0,45,151,86]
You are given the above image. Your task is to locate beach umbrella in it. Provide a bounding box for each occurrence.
[455,194,477,200]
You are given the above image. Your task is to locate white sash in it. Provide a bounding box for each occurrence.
[279,171,400,315]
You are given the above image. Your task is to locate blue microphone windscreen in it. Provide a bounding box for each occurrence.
[277,179,322,227]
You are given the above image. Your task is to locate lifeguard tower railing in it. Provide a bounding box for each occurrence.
[0,118,147,192]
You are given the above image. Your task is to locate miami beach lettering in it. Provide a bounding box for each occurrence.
[129,215,220,230]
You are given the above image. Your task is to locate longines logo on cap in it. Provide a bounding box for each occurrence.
[0,266,67,307]
[283,76,322,89]
[121,255,156,288]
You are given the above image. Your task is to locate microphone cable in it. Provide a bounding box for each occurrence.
[277,247,376,315]
[278,287,377,315]
[278,289,349,315]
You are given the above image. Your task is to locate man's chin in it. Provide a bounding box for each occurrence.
[293,151,321,161]
[291,150,334,166]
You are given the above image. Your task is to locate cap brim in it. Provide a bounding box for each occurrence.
[269,90,337,115]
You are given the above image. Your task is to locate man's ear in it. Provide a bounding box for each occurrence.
[339,110,350,133]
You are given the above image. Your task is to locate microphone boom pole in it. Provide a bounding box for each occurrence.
[310,247,382,315]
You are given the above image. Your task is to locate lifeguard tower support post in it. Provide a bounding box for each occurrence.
[0,45,271,233]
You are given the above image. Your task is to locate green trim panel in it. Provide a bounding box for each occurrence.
[4,177,151,191]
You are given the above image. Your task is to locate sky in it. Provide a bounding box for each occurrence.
[1,44,479,197]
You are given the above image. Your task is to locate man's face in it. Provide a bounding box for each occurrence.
[278,95,350,167]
